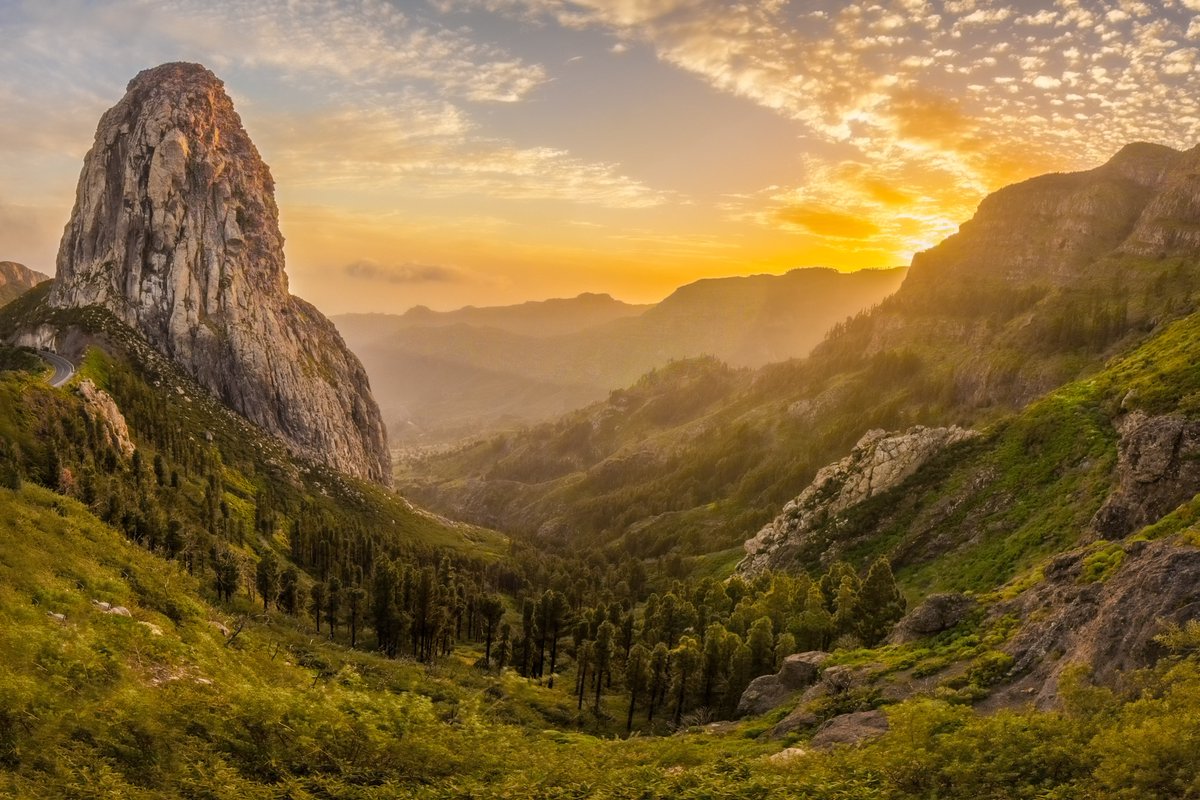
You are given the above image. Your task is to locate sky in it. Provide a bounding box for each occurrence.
[2,1,1200,314]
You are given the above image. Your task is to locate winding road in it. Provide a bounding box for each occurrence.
[38,350,75,387]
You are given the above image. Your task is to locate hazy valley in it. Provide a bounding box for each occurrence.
[337,267,906,447]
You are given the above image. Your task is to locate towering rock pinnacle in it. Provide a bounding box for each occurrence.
[51,63,391,485]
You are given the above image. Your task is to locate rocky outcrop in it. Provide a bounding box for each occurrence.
[888,592,977,644]
[991,538,1200,708]
[904,142,1187,290]
[734,651,829,717]
[50,63,390,485]
[809,710,889,749]
[0,262,51,306]
[740,426,978,574]
[1090,412,1200,539]
[76,379,134,457]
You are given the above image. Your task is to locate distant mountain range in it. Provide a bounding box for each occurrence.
[0,262,51,307]
[403,141,1200,573]
[335,267,907,445]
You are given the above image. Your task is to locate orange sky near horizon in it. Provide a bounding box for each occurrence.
[2,1,1200,313]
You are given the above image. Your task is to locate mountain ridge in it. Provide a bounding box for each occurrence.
[339,267,907,445]
[0,261,51,307]
[403,141,1200,564]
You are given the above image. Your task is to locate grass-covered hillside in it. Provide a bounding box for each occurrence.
[3,284,1200,797]
[6,481,1200,798]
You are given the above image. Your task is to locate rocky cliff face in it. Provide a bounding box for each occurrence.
[990,538,1200,709]
[0,262,51,306]
[739,425,978,574]
[904,142,1199,290]
[50,63,390,485]
[1090,411,1200,539]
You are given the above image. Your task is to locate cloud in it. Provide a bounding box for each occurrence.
[260,99,672,207]
[343,260,463,284]
[777,205,881,239]
[456,0,1200,264]
[5,0,549,104]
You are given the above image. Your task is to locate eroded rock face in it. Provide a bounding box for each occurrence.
[740,426,978,574]
[76,379,134,457]
[1090,412,1200,539]
[50,63,390,484]
[993,539,1200,708]
[904,142,1188,290]
[0,262,51,307]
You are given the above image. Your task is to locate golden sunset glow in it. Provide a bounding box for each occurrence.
[3,0,1200,311]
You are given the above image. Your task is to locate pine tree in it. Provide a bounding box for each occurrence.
[832,575,862,643]
[647,642,670,722]
[346,583,366,648]
[494,622,512,669]
[279,566,300,615]
[624,643,649,733]
[670,635,702,726]
[858,556,907,645]
[594,621,616,713]
[325,576,342,638]
[747,616,775,677]
[255,551,280,611]
[479,594,505,667]
[310,582,327,634]
[727,641,753,715]
[796,584,833,651]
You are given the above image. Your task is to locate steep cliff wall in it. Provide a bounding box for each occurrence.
[50,63,391,485]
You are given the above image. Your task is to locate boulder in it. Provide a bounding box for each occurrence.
[809,710,889,749]
[736,674,795,718]
[778,651,829,687]
[889,592,977,643]
[735,651,830,718]
[768,747,808,763]
[1090,413,1200,539]
[769,706,821,739]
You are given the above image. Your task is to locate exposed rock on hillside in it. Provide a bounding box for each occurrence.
[888,592,977,644]
[809,710,889,749]
[905,142,1189,289]
[50,63,390,484]
[1090,412,1200,539]
[993,538,1200,708]
[740,426,978,574]
[76,379,134,457]
[734,651,828,718]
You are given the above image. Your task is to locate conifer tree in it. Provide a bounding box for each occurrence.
[255,551,279,611]
[858,556,907,644]
[624,643,649,732]
[310,582,327,634]
[479,594,505,666]
[279,566,300,615]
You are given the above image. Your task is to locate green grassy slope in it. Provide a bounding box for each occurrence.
[6,482,1200,799]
